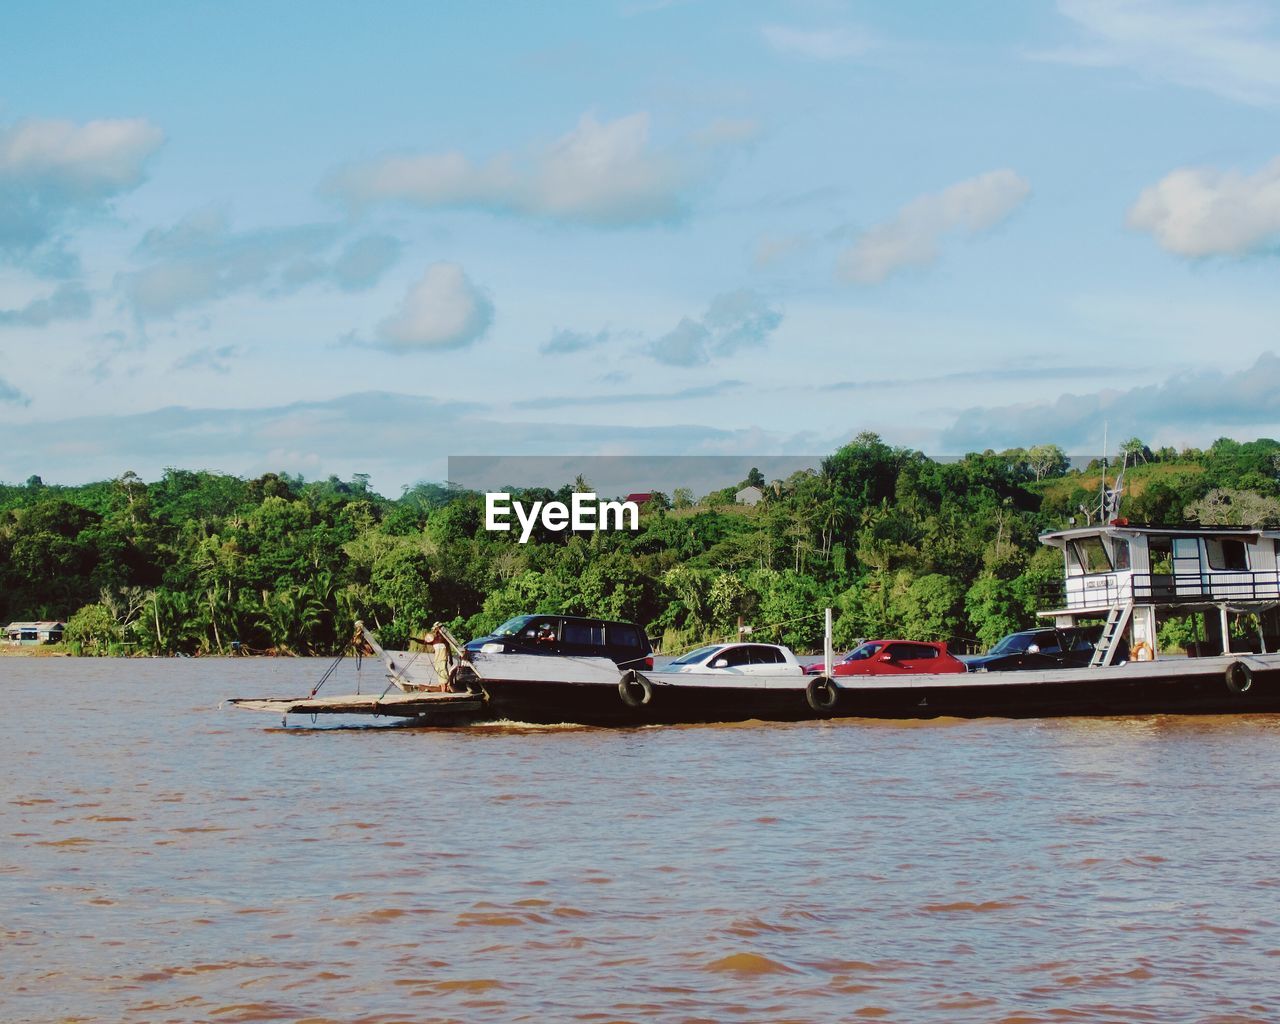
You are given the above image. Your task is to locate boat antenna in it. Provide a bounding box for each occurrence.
[1099,423,1108,520]
[1105,456,1126,522]
[1081,423,1125,524]
[1101,424,1126,522]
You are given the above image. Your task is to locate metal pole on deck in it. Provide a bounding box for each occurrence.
[824,607,834,677]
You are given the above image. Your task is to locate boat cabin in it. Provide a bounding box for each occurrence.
[1038,524,1280,663]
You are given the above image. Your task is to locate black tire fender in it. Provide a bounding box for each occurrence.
[1226,661,1253,695]
[619,670,654,708]
[805,675,839,712]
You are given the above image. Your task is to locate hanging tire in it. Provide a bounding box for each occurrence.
[1226,661,1253,695]
[619,670,653,708]
[805,675,839,713]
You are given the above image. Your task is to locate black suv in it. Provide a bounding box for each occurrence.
[963,625,1115,672]
[465,614,653,670]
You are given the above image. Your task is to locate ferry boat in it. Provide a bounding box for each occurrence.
[230,517,1280,721]
[463,521,1280,724]
[227,517,1280,727]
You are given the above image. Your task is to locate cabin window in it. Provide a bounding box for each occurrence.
[1205,537,1249,571]
[1067,537,1112,575]
[1111,538,1131,571]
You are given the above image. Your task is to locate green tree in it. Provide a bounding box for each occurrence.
[257,588,323,655]
[1026,444,1070,481]
[1184,488,1280,527]
[893,573,965,641]
[65,603,123,655]
[964,574,1026,649]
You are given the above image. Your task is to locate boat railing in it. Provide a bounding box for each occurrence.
[1061,571,1280,609]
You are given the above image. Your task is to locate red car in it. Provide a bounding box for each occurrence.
[803,640,967,676]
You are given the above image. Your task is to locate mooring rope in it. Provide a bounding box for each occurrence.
[309,650,347,698]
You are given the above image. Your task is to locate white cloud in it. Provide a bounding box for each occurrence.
[646,289,783,366]
[1128,157,1280,256]
[648,317,711,367]
[761,25,875,61]
[331,111,740,227]
[0,117,164,269]
[838,170,1030,284]
[1036,0,1280,106]
[0,374,27,404]
[0,282,91,327]
[942,351,1280,450]
[0,117,164,195]
[0,391,772,493]
[171,344,242,374]
[541,328,612,355]
[378,263,494,352]
[331,235,402,291]
[122,208,400,317]
[752,233,808,269]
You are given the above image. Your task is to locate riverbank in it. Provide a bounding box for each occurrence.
[0,645,71,657]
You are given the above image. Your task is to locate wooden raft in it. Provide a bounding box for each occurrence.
[226,690,485,719]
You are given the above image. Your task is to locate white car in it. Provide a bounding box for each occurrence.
[664,642,805,675]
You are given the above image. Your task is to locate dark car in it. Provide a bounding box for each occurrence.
[465,614,653,670]
[964,626,1113,672]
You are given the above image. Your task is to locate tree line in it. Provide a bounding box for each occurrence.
[2,434,1278,656]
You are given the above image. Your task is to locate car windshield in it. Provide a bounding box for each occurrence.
[492,616,534,637]
[670,645,723,666]
[843,642,885,662]
[989,633,1033,655]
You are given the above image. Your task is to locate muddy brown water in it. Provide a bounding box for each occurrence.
[3,658,1280,1023]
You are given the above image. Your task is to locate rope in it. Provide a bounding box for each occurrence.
[309,649,347,698]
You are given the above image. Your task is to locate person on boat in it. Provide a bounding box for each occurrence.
[412,624,454,687]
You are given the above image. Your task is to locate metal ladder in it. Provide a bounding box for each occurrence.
[1089,601,1134,668]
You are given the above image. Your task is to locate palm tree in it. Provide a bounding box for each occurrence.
[258,588,324,655]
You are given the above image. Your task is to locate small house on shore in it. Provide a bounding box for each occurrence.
[4,621,66,646]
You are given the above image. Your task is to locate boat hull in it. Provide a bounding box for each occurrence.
[477,655,1280,726]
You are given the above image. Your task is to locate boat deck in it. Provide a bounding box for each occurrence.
[226,690,484,720]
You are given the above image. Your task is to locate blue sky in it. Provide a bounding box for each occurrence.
[2,0,1279,492]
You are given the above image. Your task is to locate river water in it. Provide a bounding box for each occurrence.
[3,657,1280,1023]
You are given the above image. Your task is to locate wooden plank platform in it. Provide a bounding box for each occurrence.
[226,690,485,719]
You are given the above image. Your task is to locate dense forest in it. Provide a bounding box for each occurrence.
[2,434,1278,657]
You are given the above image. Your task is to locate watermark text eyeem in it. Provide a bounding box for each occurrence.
[484,492,640,543]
